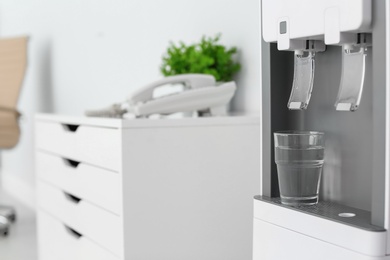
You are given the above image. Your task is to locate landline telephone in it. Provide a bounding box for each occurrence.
[85,74,237,118]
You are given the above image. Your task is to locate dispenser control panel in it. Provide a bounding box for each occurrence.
[262,0,372,47]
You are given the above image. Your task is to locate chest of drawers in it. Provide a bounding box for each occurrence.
[35,114,260,260]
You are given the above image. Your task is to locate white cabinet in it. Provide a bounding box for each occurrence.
[35,114,260,260]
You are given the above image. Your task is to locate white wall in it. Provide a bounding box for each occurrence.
[0,0,261,207]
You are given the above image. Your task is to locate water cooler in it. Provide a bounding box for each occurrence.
[253,0,390,259]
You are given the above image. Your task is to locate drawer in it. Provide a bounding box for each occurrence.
[37,210,120,260]
[35,120,120,171]
[37,181,123,256]
[36,151,121,215]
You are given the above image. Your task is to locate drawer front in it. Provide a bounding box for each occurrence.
[36,151,121,215]
[35,120,121,171]
[37,210,120,260]
[37,181,123,256]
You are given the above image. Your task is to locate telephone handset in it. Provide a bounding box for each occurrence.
[85,74,237,118]
[128,74,216,105]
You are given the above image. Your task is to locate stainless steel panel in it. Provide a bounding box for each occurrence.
[371,0,387,227]
[265,42,378,213]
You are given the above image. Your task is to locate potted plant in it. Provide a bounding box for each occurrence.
[161,34,241,82]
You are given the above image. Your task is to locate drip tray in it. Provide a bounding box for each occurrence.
[254,195,385,232]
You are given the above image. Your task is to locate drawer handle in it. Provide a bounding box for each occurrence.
[61,123,80,132]
[63,158,80,168]
[64,225,82,239]
[63,191,81,204]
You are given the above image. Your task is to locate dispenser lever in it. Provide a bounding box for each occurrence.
[335,33,371,111]
[288,51,316,110]
[287,40,325,110]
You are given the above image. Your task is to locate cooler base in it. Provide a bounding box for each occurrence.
[253,218,390,260]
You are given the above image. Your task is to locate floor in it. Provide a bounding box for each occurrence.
[0,191,37,260]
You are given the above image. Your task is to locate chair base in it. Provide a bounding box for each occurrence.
[0,216,10,236]
[0,205,16,222]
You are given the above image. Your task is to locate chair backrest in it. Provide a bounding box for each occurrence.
[0,36,28,149]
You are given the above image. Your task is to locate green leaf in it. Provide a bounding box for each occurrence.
[160,34,241,82]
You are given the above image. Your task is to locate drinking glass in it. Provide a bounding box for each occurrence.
[274,131,325,206]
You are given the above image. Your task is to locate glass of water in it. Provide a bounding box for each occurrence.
[274,131,325,206]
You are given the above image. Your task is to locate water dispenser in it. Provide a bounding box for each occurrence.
[253,0,390,259]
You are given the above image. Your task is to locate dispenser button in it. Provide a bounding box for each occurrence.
[279,21,287,34]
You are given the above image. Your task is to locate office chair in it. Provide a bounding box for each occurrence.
[0,36,29,236]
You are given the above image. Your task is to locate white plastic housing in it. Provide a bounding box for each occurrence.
[262,0,372,49]
[253,199,387,259]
